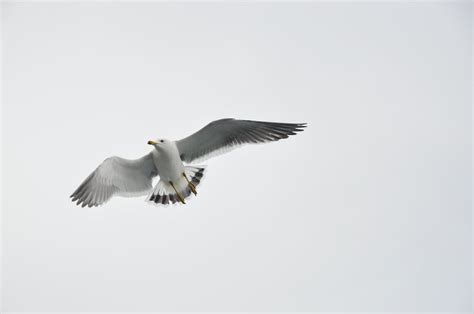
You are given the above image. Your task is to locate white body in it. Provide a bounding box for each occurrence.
[150,140,185,182]
[147,139,206,205]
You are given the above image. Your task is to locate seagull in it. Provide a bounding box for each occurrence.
[70,118,306,207]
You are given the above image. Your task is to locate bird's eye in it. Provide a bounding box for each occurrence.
[160,140,164,143]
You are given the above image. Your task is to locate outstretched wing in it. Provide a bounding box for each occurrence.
[70,153,158,207]
[175,118,306,163]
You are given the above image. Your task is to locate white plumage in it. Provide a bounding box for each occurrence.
[70,118,306,207]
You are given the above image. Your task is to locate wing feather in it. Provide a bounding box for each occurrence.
[70,153,158,207]
[175,118,306,163]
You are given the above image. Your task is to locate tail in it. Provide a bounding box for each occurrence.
[146,166,206,205]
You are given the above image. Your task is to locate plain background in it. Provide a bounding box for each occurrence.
[1,1,472,312]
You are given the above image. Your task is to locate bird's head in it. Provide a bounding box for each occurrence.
[147,138,172,151]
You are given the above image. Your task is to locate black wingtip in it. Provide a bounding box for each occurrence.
[292,123,307,132]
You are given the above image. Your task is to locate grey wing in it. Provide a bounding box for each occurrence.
[175,118,307,163]
[70,153,158,207]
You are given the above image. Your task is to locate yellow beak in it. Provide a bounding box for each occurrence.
[147,140,158,145]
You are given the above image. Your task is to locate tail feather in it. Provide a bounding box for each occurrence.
[146,166,206,205]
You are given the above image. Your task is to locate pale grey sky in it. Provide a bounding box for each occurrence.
[2,1,472,312]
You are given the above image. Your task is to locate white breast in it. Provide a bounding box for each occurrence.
[151,142,185,181]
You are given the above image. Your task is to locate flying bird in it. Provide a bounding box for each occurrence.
[70,118,306,207]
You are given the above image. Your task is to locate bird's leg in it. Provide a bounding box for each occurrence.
[182,173,197,196]
[169,181,186,204]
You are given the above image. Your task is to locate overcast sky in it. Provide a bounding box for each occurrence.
[2,2,472,312]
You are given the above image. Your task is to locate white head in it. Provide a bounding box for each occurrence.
[147,138,174,153]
